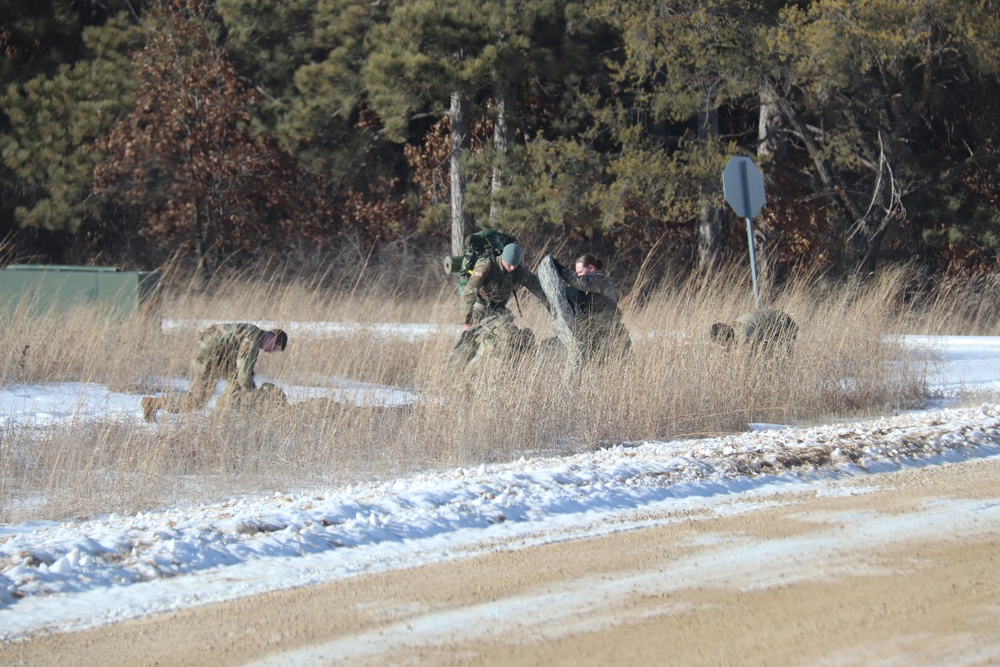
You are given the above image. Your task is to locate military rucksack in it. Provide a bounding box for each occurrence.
[443,229,517,293]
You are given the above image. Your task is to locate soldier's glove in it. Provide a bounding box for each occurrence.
[552,258,572,281]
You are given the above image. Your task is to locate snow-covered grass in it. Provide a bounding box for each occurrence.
[0,332,998,642]
[0,307,927,523]
[0,270,932,525]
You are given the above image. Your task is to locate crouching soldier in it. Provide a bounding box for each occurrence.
[710,309,798,357]
[449,243,547,368]
[554,253,632,364]
[142,323,288,422]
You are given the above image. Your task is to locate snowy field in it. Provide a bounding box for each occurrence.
[2,330,1000,642]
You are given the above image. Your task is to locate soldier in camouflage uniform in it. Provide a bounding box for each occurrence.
[710,308,798,357]
[449,243,547,368]
[141,323,288,422]
[555,253,632,364]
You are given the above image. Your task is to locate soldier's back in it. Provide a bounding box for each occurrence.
[736,309,797,353]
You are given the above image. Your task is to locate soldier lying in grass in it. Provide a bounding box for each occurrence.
[142,323,288,422]
[710,308,798,357]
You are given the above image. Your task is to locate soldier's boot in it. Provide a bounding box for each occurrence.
[141,396,163,422]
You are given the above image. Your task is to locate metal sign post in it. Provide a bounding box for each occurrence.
[722,156,767,309]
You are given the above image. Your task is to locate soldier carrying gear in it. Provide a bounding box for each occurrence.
[449,243,548,368]
[710,309,798,357]
[141,323,288,422]
[459,243,547,328]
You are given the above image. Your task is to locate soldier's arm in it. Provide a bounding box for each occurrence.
[552,257,572,281]
[565,274,621,302]
[515,266,548,305]
[460,259,491,325]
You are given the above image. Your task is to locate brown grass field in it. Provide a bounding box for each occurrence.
[0,259,986,523]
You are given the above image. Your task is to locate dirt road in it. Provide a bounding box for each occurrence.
[6,456,1000,667]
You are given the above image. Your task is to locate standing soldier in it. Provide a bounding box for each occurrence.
[710,309,798,357]
[141,323,288,422]
[450,243,548,368]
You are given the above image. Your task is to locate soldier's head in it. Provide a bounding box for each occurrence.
[710,322,735,349]
[263,329,288,353]
[500,243,523,271]
[574,253,603,276]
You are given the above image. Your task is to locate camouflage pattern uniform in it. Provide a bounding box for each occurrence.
[460,256,546,326]
[161,323,284,415]
[451,256,547,367]
[723,309,798,356]
[560,268,632,363]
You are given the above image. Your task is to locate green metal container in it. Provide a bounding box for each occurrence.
[0,265,161,317]
[442,255,463,274]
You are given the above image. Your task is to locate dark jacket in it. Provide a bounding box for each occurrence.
[559,267,631,361]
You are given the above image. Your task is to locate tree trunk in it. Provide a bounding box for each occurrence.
[772,94,894,279]
[754,81,783,292]
[757,81,784,159]
[843,182,893,279]
[842,135,899,279]
[193,199,209,290]
[489,92,513,229]
[449,91,470,257]
[844,212,889,278]
[696,102,721,271]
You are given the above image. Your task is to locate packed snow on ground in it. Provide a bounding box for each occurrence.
[1,327,1000,643]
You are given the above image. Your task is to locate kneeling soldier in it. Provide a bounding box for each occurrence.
[142,323,287,422]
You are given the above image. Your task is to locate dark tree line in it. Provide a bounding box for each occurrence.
[2,0,999,287]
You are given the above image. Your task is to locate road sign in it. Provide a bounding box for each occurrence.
[723,156,766,220]
[721,156,767,309]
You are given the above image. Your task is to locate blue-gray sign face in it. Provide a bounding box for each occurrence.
[722,156,766,220]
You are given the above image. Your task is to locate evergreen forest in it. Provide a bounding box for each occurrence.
[2,0,1000,289]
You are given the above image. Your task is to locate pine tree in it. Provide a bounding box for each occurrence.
[94,0,328,283]
[217,0,382,180]
[766,0,1000,277]
[1,16,140,235]
[365,0,607,252]
[585,0,768,272]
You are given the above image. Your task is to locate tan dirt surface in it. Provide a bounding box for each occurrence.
[5,456,1000,667]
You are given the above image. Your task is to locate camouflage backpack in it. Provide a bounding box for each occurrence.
[455,229,517,293]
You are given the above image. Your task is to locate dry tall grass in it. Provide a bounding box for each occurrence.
[0,263,965,522]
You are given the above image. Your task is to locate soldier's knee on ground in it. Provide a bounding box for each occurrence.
[447,331,480,368]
